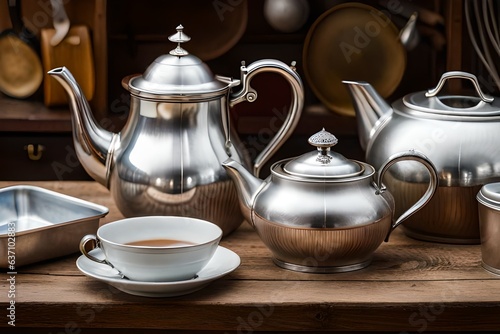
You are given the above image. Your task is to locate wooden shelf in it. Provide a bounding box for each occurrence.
[0,95,71,133]
[236,104,357,136]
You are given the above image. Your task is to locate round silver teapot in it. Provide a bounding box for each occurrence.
[344,71,500,244]
[48,25,304,236]
[223,129,438,272]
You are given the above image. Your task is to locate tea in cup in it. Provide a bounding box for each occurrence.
[79,216,222,281]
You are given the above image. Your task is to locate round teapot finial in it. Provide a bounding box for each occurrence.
[308,128,338,164]
[168,25,191,57]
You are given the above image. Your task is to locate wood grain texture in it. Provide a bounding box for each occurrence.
[41,25,95,106]
[0,181,499,333]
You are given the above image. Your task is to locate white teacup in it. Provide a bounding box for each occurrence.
[79,216,222,282]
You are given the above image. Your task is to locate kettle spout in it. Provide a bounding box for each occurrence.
[222,158,265,226]
[342,80,393,151]
[48,67,116,186]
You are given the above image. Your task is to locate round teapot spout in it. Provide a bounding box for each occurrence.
[342,80,393,151]
[222,158,265,226]
[48,67,117,186]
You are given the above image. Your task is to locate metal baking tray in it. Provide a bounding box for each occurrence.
[0,185,109,268]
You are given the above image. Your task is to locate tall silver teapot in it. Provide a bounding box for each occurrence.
[344,71,500,244]
[49,25,304,235]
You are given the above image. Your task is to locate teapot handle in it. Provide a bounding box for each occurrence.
[373,150,438,241]
[229,59,304,176]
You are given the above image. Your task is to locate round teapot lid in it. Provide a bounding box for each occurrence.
[127,25,227,97]
[283,129,364,178]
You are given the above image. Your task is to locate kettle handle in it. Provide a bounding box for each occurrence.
[229,59,304,176]
[373,150,439,241]
[425,71,494,103]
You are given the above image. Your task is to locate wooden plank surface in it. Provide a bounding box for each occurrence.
[0,181,499,333]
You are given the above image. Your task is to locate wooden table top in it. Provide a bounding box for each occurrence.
[1,181,499,333]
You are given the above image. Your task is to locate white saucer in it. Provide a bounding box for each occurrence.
[76,246,240,297]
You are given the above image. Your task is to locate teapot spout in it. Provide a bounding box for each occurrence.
[342,80,393,151]
[222,158,265,226]
[48,67,116,186]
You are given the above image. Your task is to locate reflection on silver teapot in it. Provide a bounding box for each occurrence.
[49,25,304,235]
[223,129,438,272]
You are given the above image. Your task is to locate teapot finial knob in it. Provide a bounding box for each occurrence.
[168,24,191,57]
[308,128,338,164]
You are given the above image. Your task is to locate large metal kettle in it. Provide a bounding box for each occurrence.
[48,25,304,236]
[343,71,500,244]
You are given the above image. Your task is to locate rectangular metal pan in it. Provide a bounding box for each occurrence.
[0,185,109,267]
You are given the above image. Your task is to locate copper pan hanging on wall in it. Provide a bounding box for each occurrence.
[303,3,415,117]
[0,0,43,99]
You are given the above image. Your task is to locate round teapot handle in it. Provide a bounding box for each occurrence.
[373,150,438,241]
[425,71,494,103]
[229,59,304,176]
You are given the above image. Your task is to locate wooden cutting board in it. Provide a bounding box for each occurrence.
[41,25,95,107]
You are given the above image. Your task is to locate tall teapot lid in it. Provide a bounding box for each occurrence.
[127,25,228,98]
[282,129,365,178]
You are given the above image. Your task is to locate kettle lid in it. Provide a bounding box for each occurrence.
[283,128,365,178]
[127,25,227,97]
[403,71,500,117]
